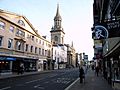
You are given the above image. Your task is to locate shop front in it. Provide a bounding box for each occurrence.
[0,56,16,75]
[12,57,37,72]
[103,42,120,85]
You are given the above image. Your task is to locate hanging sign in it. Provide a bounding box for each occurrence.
[93,20,120,39]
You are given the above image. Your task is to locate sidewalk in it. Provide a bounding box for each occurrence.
[65,69,120,90]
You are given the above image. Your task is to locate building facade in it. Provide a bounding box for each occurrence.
[0,9,52,74]
[66,43,76,68]
[92,0,120,86]
[52,44,67,69]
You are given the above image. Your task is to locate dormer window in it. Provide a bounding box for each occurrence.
[18,20,25,26]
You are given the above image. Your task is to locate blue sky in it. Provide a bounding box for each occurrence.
[0,0,94,60]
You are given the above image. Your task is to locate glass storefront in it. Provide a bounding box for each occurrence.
[0,57,16,73]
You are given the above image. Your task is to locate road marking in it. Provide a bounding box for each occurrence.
[64,78,79,90]
[34,85,44,89]
[53,77,73,84]
[0,86,11,90]
[25,79,41,84]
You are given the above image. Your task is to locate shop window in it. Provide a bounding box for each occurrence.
[0,61,10,71]
[8,38,13,48]
[0,21,5,30]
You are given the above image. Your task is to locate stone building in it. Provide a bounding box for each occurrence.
[50,4,76,69]
[0,9,52,74]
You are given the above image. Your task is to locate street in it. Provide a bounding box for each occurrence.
[0,68,79,90]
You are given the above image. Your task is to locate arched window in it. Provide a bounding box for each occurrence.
[18,20,25,26]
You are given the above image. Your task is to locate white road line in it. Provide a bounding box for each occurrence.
[64,78,79,90]
[25,79,41,84]
[34,85,44,89]
[0,86,11,90]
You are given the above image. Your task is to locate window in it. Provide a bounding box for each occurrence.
[48,50,50,56]
[8,38,13,48]
[25,44,28,51]
[36,38,38,43]
[30,46,33,52]
[9,26,14,32]
[42,49,44,55]
[48,44,51,48]
[55,50,56,55]
[39,40,41,44]
[16,41,21,50]
[39,48,41,55]
[32,36,34,41]
[45,50,47,56]
[0,37,3,46]
[0,21,5,30]
[18,20,25,26]
[42,41,44,45]
[16,29,25,37]
[35,47,37,53]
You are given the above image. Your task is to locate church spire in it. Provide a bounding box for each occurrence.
[54,3,62,21]
[50,3,65,45]
[71,41,74,47]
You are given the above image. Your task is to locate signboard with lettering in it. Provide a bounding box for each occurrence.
[93,20,120,39]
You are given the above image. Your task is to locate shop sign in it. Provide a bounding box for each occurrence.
[93,20,120,39]
[0,57,16,61]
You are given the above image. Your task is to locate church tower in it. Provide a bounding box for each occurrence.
[50,4,65,45]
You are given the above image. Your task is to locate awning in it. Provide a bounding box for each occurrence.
[0,57,16,61]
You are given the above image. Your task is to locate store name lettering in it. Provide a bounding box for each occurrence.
[107,21,120,30]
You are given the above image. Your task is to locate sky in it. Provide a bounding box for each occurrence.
[0,0,94,60]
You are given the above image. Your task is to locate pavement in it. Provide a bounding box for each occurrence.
[65,69,120,90]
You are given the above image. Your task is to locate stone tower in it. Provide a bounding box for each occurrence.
[50,4,65,45]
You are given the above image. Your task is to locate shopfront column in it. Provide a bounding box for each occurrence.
[10,61,13,71]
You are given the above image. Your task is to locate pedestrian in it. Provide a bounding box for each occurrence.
[20,64,24,74]
[95,66,99,76]
[91,65,94,70]
[79,66,85,83]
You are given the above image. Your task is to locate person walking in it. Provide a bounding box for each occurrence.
[79,66,85,83]
[95,66,99,76]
